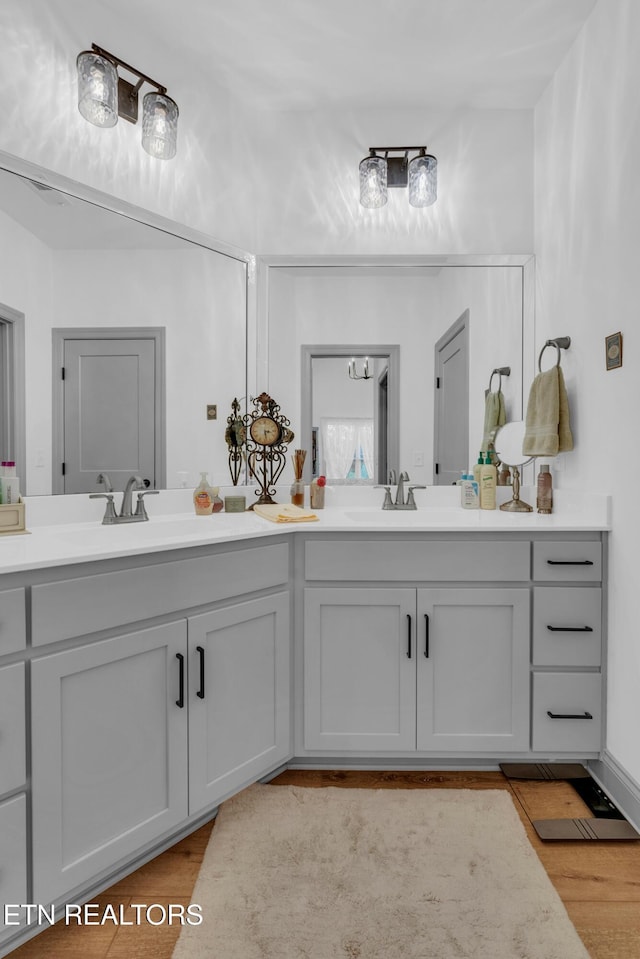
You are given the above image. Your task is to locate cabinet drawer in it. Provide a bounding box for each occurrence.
[305,539,530,582]
[533,541,601,582]
[0,663,26,794]
[32,542,289,646]
[0,794,27,925]
[532,672,601,752]
[533,588,602,667]
[0,588,26,655]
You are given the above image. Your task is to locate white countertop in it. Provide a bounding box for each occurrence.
[0,486,611,575]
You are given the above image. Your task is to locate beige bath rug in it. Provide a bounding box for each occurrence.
[172,783,589,959]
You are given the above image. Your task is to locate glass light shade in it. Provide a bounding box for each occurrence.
[359,155,387,208]
[77,51,118,128]
[408,153,437,207]
[142,92,179,160]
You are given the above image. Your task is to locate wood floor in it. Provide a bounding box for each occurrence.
[10,770,640,959]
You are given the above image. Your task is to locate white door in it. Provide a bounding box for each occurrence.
[31,621,188,903]
[434,312,469,485]
[54,330,164,493]
[188,593,291,814]
[303,587,416,751]
[417,588,530,752]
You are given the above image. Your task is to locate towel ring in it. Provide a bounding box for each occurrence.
[538,336,571,372]
[488,366,511,393]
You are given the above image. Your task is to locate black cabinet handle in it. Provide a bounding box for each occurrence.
[406,614,412,659]
[196,645,205,699]
[546,625,594,632]
[547,710,593,720]
[424,614,430,658]
[546,559,594,566]
[175,653,185,708]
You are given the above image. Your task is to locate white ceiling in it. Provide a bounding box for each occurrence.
[100,0,597,111]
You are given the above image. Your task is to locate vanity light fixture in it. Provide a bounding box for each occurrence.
[348,357,371,380]
[77,44,179,160]
[359,146,437,209]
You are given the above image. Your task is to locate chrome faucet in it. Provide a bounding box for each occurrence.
[90,474,158,524]
[376,471,427,510]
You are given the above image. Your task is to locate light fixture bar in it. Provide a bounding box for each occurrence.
[91,44,167,95]
[368,146,427,153]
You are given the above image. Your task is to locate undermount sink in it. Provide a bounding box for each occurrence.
[55,513,265,547]
[343,509,472,525]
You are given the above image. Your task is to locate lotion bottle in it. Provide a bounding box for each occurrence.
[479,453,497,510]
[536,464,553,514]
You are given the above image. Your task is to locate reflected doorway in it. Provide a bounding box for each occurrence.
[52,327,166,493]
[300,345,399,484]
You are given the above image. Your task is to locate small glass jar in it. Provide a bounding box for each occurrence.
[290,480,305,508]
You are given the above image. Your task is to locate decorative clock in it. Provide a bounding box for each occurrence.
[243,392,294,507]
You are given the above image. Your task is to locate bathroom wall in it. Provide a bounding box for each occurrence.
[0,1,534,256]
[534,0,640,784]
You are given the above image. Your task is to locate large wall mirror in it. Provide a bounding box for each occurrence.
[261,257,534,487]
[0,159,249,495]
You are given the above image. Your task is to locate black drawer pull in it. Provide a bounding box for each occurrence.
[406,614,412,659]
[175,653,185,708]
[424,614,430,658]
[546,625,594,632]
[546,559,594,566]
[547,710,593,720]
[196,645,205,699]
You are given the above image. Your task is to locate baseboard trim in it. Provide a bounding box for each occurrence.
[588,752,640,832]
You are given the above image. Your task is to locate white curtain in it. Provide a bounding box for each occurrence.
[320,417,374,482]
[359,420,374,479]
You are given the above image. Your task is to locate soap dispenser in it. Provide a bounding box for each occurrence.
[193,472,214,515]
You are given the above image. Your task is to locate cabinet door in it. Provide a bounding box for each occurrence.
[417,588,530,752]
[32,621,188,903]
[188,592,291,813]
[0,794,27,937]
[304,587,416,751]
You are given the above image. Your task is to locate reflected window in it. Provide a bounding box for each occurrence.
[320,417,374,484]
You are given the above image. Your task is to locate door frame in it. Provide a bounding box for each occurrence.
[0,302,26,487]
[433,310,469,485]
[52,327,166,494]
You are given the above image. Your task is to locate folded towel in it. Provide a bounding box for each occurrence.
[482,390,506,450]
[253,503,318,524]
[522,366,573,457]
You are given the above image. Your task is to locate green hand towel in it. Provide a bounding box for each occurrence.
[482,390,506,450]
[522,367,573,456]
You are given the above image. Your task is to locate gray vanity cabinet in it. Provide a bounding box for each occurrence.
[27,540,292,909]
[31,621,189,904]
[303,585,530,753]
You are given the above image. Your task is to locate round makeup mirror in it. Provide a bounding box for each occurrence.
[494,420,533,512]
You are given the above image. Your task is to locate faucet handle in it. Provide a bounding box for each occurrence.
[406,485,427,508]
[89,493,117,524]
[134,489,159,521]
[374,485,394,509]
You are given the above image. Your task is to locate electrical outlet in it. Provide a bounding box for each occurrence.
[413,451,424,467]
[206,405,217,420]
